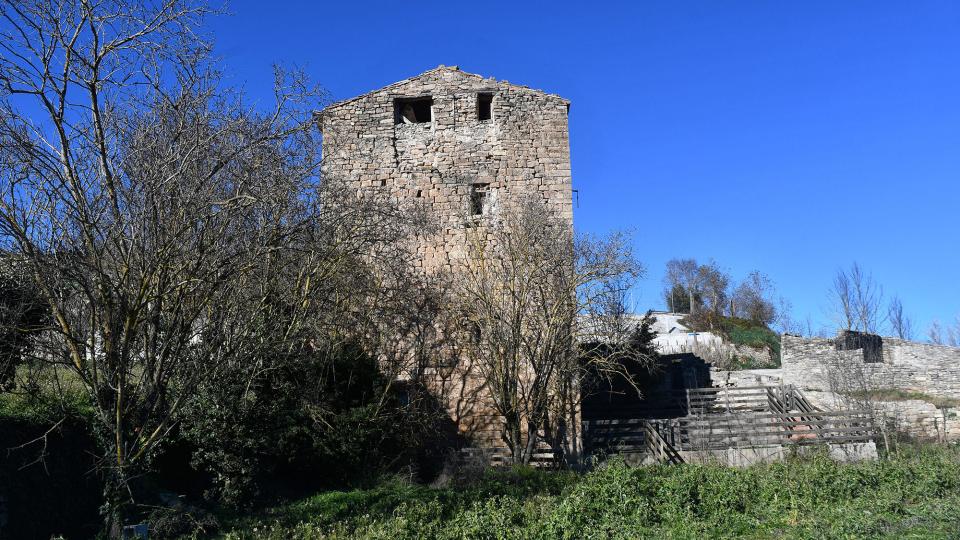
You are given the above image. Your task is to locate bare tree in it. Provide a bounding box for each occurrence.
[774,296,801,335]
[829,262,884,334]
[698,260,730,320]
[731,271,777,325]
[928,318,960,346]
[664,258,703,314]
[0,0,390,531]
[453,197,643,464]
[887,296,914,340]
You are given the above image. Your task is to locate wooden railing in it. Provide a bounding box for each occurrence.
[583,417,649,454]
[686,385,783,414]
[679,410,876,450]
[582,418,684,464]
[643,420,685,464]
[584,385,877,460]
[459,444,562,469]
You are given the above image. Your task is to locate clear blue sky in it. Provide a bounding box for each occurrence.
[210,1,960,336]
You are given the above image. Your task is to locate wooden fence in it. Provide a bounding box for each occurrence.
[583,385,877,461]
[679,410,876,450]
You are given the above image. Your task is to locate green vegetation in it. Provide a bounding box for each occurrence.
[684,314,782,368]
[721,316,782,367]
[216,446,960,539]
[0,392,103,540]
[849,388,960,409]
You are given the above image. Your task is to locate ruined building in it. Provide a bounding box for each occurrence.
[781,332,960,441]
[318,66,577,461]
[317,68,885,466]
[317,65,573,273]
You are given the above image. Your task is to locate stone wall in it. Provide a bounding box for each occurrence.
[781,334,960,440]
[712,368,783,388]
[318,65,573,274]
[318,66,577,456]
[782,334,960,399]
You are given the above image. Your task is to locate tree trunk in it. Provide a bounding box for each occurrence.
[102,467,128,539]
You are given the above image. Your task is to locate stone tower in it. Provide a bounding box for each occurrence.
[318,65,574,273]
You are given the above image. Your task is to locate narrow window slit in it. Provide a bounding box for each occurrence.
[470,183,489,216]
[477,93,493,121]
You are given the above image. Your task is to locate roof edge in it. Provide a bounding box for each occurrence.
[317,65,569,117]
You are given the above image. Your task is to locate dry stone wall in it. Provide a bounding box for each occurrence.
[781,334,960,440]
[318,65,573,274]
[782,334,960,399]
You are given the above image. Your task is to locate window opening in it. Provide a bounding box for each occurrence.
[395,97,433,124]
[836,330,884,363]
[470,183,489,216]
[477,93,493,121]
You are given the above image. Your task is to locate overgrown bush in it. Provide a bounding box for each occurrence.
[149,504,221,539]
[0,270,48,391]
[685,313,782,367]
[178,342,452,509]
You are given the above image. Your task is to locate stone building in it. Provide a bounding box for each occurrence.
[317,65,573,274]
[317,66,577,460]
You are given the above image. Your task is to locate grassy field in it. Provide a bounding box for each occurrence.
[215,445,960,539]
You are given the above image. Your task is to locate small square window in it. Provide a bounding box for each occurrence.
[477,93,493,121]
[470,183,489,216]
[395,97,433,124]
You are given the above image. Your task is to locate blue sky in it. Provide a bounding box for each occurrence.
[210,1,960,336]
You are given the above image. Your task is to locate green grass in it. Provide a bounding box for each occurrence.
[720,317,781,367]
[849,389,960,410]
[215,445,960,539]
[1,364,94,422]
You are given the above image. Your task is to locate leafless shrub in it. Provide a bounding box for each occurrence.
[887,297,915,340]
[927,318,960,346]
[829,262,884,334]
[450,196,644,464]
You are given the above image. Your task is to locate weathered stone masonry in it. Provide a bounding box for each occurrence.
[317,65,573,274]
[782,334,960,400]
[782,333,960,440]
[317,67,577,452]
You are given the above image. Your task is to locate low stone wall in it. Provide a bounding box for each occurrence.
[658,338,772,370]
[781,334,960,440]
[681,442,878,466]
[873,399,960,441]
[711,368,783,388]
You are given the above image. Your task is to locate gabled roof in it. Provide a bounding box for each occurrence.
[319,65,569,115]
